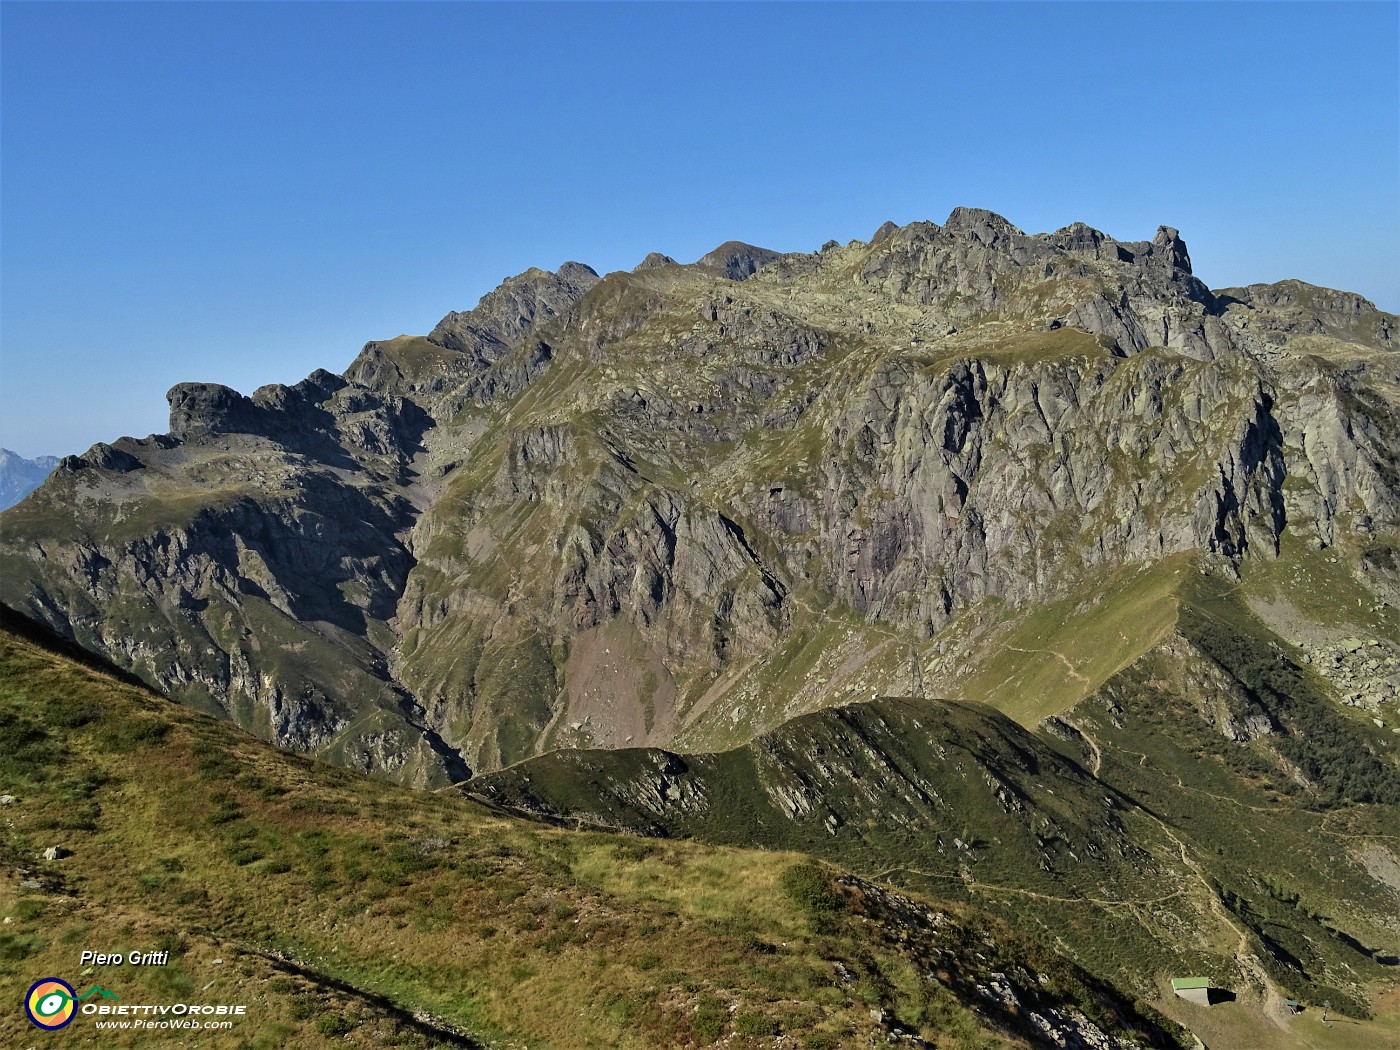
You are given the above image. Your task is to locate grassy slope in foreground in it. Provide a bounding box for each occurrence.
[467,569,1400,1050]
[0,606,1186,1049]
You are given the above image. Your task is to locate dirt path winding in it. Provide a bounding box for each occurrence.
[1004,644,1090,685]
[1156,824,1294,1031]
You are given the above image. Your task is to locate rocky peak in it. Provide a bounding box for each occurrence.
[851,208,1228,356]
[1048,221,1107,255]
[427,262,600,357]
[251,368,349,412]
[1214,279,1396,350]
[557,261,601,287]
[886,220,942,246]
[633,251,678,271]
[1151,225,1193,274]
[695,241,782,280]
[1221,279,1377,317]
[336,262,606,418]
[869,220,900,245]
[941,206,1023,247]
[59,441,145,475]
[167,382,263,440]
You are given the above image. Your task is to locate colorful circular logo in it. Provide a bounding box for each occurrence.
[25,978,76,1029]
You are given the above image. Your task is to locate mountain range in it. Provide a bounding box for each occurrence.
[2,207,1398,1045]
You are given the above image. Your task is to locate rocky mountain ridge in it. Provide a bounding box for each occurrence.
[1,208,1397,788]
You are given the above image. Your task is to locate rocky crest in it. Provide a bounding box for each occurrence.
[1,208,1397,788]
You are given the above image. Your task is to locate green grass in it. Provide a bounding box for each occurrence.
[1181,572,1400,806]
[0,610,1190,1049]
[470,563,1400,1031]
[947,555,1193,725]
[1241,529,1398,641]
[1040,583,1400,1015]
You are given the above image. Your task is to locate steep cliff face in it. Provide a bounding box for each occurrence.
[2,209,1396,785]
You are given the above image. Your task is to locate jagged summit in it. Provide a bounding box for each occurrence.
[870,219,900,245]
[1215,277,1395,349]
[939,205,1022,245]
[427,261,600,355]
[694,240,782,280]
[633,251,678,271]
[861,210,1196,276]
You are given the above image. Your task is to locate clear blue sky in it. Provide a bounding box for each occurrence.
[2,1,1397,459]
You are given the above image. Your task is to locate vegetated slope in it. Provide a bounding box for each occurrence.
[468,695,1159,899]
[0,606,1190,1050]
[468,564,1400,1042]
[1,210,1396,785]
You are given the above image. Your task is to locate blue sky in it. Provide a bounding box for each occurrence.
[2,1,1397,459]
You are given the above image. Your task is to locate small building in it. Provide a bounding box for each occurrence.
[1171,977,1213,1006]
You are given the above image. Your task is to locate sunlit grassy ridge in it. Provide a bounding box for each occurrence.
[0,607,1189,1049]
[927,555,1195,726]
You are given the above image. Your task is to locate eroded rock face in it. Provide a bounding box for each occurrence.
[856,210,1227,360]
[168,383,263,440]
[1217,279,1395,349]
[2,214,1397,785]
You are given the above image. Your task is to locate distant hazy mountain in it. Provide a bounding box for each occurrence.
[0,448,58,510]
